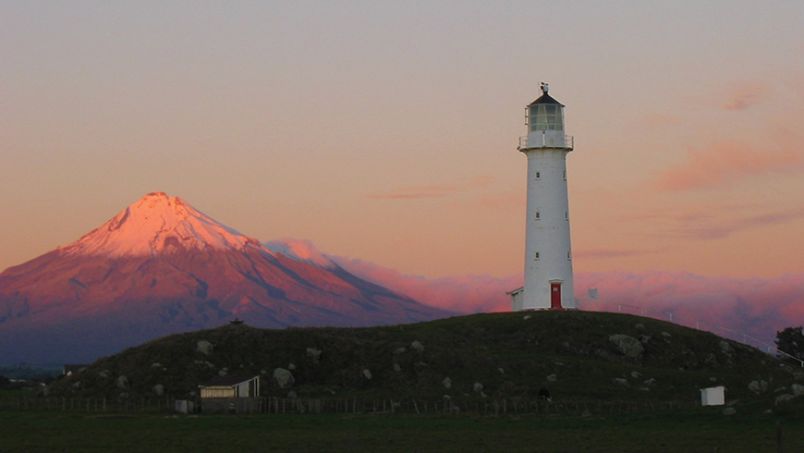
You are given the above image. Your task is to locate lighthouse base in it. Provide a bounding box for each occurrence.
[508,283,575,311]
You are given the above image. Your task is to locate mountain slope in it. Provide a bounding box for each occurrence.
[0,192,449,363]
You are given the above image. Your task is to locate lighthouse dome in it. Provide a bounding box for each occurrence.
[527,92,564,107]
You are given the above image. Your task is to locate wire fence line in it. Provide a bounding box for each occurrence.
[0,395,697,416]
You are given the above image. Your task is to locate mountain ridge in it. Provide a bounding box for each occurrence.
[0,192,450,363]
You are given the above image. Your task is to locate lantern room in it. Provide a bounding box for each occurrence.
[528,83,564,131]
[520,82,573,150]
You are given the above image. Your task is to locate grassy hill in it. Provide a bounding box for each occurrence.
[47,311,804,409]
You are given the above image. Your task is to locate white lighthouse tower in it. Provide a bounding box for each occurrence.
[510,83,575,311]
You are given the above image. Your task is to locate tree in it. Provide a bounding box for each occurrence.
[775,326,804,363]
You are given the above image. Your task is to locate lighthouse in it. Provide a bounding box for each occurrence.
[510,83,575,311]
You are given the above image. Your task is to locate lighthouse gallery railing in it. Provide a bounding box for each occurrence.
[518,134,574,150]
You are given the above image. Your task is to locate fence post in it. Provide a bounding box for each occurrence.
[776,420,783,453]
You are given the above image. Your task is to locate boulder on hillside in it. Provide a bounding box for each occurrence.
[116,375,129,389]
[411,341,424,353]
[609,334,644,359]
[196,340,213,355]
[613,377,629,386]
[273,368,294,389]
[748,380,768,395]
[775,394,795,405]
[306,347,322,363]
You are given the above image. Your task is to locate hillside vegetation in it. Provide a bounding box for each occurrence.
[48,311,804,408]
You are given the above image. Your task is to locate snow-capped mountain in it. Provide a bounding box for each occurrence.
[0,193,450,363]
[62,192,255,257]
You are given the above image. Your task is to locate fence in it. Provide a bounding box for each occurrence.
[0,396,174,413]
[0,395,695,416]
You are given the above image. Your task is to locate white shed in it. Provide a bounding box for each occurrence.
[507,287,524,311]
[199,375,260,399]
[700,386,725,406]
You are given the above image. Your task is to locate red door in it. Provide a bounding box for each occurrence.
[550,283,562,310]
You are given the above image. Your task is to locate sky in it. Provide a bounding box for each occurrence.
[2,1,804,285]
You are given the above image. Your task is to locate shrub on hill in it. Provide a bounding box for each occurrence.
[777,326,804,362]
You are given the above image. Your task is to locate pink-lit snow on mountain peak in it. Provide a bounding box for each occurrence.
[61,192,258,257]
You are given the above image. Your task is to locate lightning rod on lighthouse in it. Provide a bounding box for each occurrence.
[509,83,575,310]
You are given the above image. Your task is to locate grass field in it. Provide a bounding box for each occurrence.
[1,409,802,452]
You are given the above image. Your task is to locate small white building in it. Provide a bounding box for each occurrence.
[63,364,88,377]
[199,375,260,399]
[700,386,725,406]
[507,287,524,311]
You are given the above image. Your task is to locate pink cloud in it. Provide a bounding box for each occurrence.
[333,255,517,313]
[264,238,334,267]
[722,82,768,111]
[335,254,804,349]
[369,175,495,200]
[653,142,803,191]
[576,272,804,348]
[271,239,803,351]
[656,206,804,240]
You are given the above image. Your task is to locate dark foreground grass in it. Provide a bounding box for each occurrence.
[1,409,802,452]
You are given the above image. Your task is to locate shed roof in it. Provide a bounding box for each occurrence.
[199,375,259,387]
